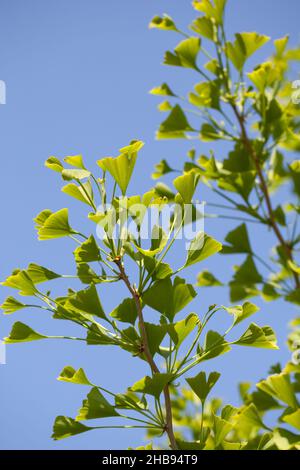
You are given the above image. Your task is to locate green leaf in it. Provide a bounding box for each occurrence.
[144,322,168,357]
[233,403,267,435]
[164,37,201,70]
[26,263,61,284]
[135,443,153,450]
[143,256,173,281]
[158,100,173,112]
[152,159,173,180]
[76,263,102,285]
[133,225,168,257]
[149,83,176,97]
[234,323,278,349]
[200,123,222,141]
[73,235,101,263]
[186,371,220,404]
[223,143,253,173]
[37,208,74,240]
[173,172,199,203]
[97,140,144,195]
[218,171,256,201]
[196,270,223,287]
[274,36,289,56]
[33,209,53,229]
[76,387,120,420]
[184,232,222,268]
[2,270,38,296]
[62,169,91,181]
[0,296,26,314]
[57,366,92,386]
[273,205,286,226]
[223,302,260,326]
[142,277,196,320]
[149,15,178,32]
[110,298,137,325]
[261,283,280,302]
[167,313,199,349]
[231,255,263,285]
[248,61,278,92]
[193,0,227,25]
[257,373,299,409]
[154,182,175,200]
[63,154,86,169]
[286,285,300,304]
[157,104,194,139]
[189,81,220,110]
[272,428,300,450]
[222,224,252,254]
[65,284,107,321]
[213,415,233,447]
[130,373,173,399]
[288,260,300,274]
[177,440,203,450]
[251,387,281,412]
[229,284,260,303]
[115,391,147,411]
[226,32,270,71]
[86,323,119,346]
[190,16,215,40]
[203,330,231,360]
[4,321,47,343]
[62,181,94,207]
[282,409,300,431]
[52,416,93,440]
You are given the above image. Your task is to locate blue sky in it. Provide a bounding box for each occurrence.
[0,0,300,450]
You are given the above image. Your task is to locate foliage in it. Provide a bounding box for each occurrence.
[165,321,300,450]
[150,0,300,305]
[148,0,300,450]
[1,141,277,449]
[2,0,300,451]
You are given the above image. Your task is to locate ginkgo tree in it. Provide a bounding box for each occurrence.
[1,141,278,450]
[150,0,300,306]
[148,0,300,449]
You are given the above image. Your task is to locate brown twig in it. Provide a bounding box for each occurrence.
[231,104,300,290]
[114,258,178,450]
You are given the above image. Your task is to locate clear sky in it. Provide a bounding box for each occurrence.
[0,0,300,450]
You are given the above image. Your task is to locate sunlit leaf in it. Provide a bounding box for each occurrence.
[76,387,120,420]
[184,232,222,267]
[226,32,270,71]
[58,366,93,386]
[157,105,194,139]
[257,373,299,408]
[0,296,26,315]
[196,270,223,287]
[37,208,74,240]
[149,15,178,32]
[52,416,93,440]
[149,83,176,97]
[130,373,173,399]
[193,0,227,25]
[2,270,38,296]
[4,321,48,343]
[110,298,137,325]
[73,235,101,263]
[234,323,278,349]
[223,301,260,326]
[186,371,220,404]
[97,140,144,195]
[173,172,199,203]
[164,37,201,70]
